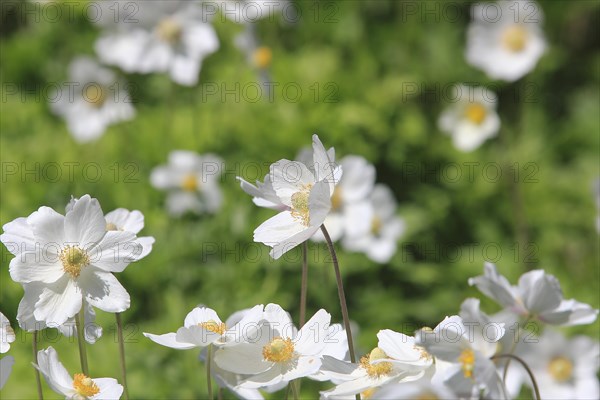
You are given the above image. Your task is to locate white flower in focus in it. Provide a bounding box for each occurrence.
[416,315,505,399]
[144,305,264,349]
[469,262,599,326]
[0,312,15,354]
[35,346,123,399]
[151,151,224,216]
[438,84,500,152]
[1,195,137,326]
[518,329,599,400]
[312,155,376,242]
[95,1,219,86]
[50,57,135,142]
[253,135,341,259]
[320,330,433,399]
[466,0,547,81]
[342,184,404,263]
[214,305,331,389]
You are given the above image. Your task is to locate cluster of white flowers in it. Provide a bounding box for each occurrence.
[439,0,547,152]
[48,0,284,142]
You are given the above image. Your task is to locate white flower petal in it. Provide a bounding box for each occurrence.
[81,269,130,313]
[64,195,106,245]
[92,378,124,400]
[34,277,82,326]
[34,347,74,396]
[143,332,197,350]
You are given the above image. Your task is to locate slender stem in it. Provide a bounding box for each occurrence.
[115,313,130,400]
[206,344,213,400]
[75,307,89,375]
[33,331,43,400]
[218,388,224,400]
[492,354,540,400]
[290,379,300,400]
[320,225,357,364]
[299,242,309,328]
[502,317,530,382]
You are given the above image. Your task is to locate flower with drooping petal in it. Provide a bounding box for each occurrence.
[144,305,264,350]
[466,0,547,81]
[512,329,599,400]
[151,151,224,216]
[342,184,405,263]
[415,315,505,400]
[253,135,342,259]
[95,0,219,86]
[50,57,135,143]
[438,84,500,152]
[214,304,332,389]
[1,195,139,327]
[35,346,123,399]
[469,262,599,326]
[319,329,433,399]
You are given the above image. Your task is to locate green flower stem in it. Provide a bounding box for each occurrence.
[299,241,309,328]
[116,313,130,400]
[33,331,43,400]
[492,353,540,400]
[75,307,89,376]
[207,344,214,400]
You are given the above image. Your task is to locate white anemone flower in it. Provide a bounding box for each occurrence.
[214,305,331,389]
[466,0,547,81]
[342,184,405,263]
[517,329,599,400]
[0,312,15,354]
[469,262,599,326]
[35,346,123,399]
[144,305,264,349]
[320,330,433,399]
[311,155,376,242]
[438,84,500,152]
[1,195,138,327]
[416,315,505,399]
[50,57,135,143]
[253,135,341,259]
[95,1,219,86]
[151,151,224,217]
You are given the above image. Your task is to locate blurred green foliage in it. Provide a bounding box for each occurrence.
[1,0,598,398]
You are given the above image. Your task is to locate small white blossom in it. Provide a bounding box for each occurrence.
[35,346,123,399]
[151,151,224,216]
[50,57,135,142]
[438,85,500,152]
[466,0,547,81]
[469,262,599,326]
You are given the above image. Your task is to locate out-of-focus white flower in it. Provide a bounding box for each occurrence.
[144,305,264,349]
[50,57,135,142]
[214,305,331,389]
[466,0,547,81]
[35,346,123,399]
[0,312,15,354]
[416,315,505,399]
[312,155,375,242]
[469,262,599,326]
[521,329,599,400]
[95,1,218,86]
[320,330,433,399]
[235,23,273,70]
[0,356,14,390]
[151,151,224,217]
[1,195,139,327]
[438,84,500,152]
[253,135,341,259]
[342,184,404,263]
[218,0,288,24]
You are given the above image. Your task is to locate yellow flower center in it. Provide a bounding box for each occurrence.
[60,246,90,279]
[83,84,106,108]
[416,393,439,400]
[371,216,383,236]
[253,46,272,69]
[360,347,393,378]
[414,345,433,361]
[157,17,182,43]
[73,373,100,398]
[548,356,573,382]
[290,184,313,226]
[181,174,198,192]
[330,187,343,212]
[106,222,119,231]
[198,320,226,335]
[263,337,295,363]
[458,348,475,379]
[502,25,528,52]
[464,102,487,125]
[361,388,376,399]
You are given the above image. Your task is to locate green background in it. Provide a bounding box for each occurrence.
[1,0,598,398]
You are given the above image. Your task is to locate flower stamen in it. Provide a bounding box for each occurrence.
[73,373,100,397]
[290,184,313,226]
[502,25,528,52]
[198,320,226,335]
[60,246,90,279]
[548,356,573,382]
[464,103,487,125]
[181,174,198,192]
[253,47,272,69]
[458,348,475,379]
[157,17,182,43]
[263,337,295,363]
[360,347,393,378]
